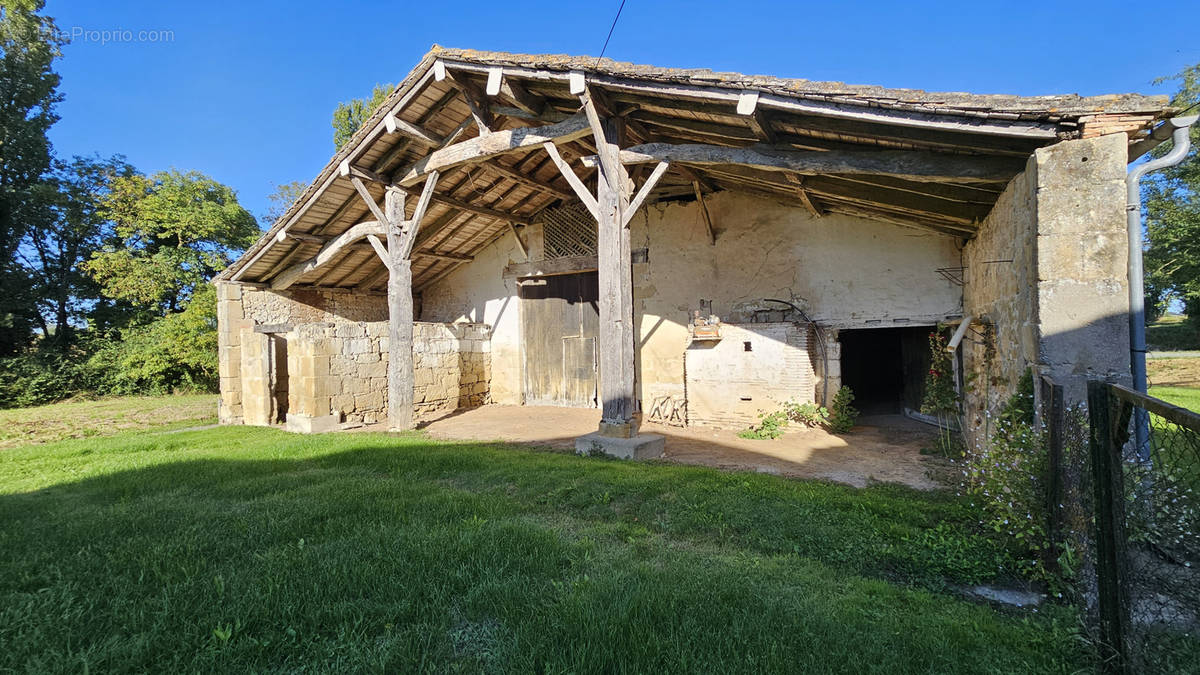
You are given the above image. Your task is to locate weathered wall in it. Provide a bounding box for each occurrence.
[217,283,388,424]
[421,192,963,416]
[684,322,815,427]
[279,320,489,429]
[420,229,528,405]
[962,133,1130,445]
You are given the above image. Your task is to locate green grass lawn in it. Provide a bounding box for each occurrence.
[1146,314,1199,351]
[1150,385,1200,413]
[0,412,1087,674]
[0,394,217,449]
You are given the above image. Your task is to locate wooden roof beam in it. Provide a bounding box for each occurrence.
[272,220,386,290]
[617,142,1024,184]
[389,113,591,187]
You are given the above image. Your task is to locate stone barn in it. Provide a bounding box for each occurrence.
[215,47,1173,455]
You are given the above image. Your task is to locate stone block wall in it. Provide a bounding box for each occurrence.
[285,320,490,426]
[217,283,387,425]
[962,133,1130,448]
[413,322,491,418]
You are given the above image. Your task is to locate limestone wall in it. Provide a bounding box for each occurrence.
[421,191,963,413]
[283,320,490,428]
[217,283,388,424]
[962,133,1130,446]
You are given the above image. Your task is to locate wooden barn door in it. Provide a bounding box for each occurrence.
[520,272,599,407]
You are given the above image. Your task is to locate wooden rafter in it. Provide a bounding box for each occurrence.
[617,143,1023,184]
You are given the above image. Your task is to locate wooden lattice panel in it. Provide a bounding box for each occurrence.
[542,204,597,260]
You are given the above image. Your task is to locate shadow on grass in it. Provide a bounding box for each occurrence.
[0,427,1084,673]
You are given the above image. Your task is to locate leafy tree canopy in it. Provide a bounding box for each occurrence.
[1143,63,1200,320]
[262,179,307,225]
[82,170,259,313]
[331,83,394,149]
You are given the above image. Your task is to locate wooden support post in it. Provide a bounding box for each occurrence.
[386,187,413,431]
[1087,379,1132,674]
[594,115,638,437]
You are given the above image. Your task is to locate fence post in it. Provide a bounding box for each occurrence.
[1043,377,1065,577]
[1087,379,1131,674]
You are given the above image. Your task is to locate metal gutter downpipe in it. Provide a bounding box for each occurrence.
[1126,115,1197,458]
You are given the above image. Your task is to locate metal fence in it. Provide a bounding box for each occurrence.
[1085,380,1200,674]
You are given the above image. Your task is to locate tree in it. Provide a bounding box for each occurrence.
[0,0,65,353]
[81,170,259,315]
[331,83,393,149]
[17,155,134,348]
[262,180,307,225]
[1143,63,1200,320]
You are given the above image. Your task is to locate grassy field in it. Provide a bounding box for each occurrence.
[1146,314,1199,352]
[0,400,1086,673]
[0,394,217,449]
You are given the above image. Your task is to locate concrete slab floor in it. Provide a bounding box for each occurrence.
[415,406,946,491]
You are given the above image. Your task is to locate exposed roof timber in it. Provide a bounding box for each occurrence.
[820,201,972,237]
[438,60,1064,140]
[430,192,533,223]
[828,174,1001,204]
[618,142,1024,184]
[272,220,386,290]
[384,113,445,146]
[697,165,979,231]
[482,158,574,199]
[444,70,495,133]
[227,62,439,281]
[390,113,591,187]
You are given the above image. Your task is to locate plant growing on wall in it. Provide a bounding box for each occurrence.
[921,330,964,457]
[827,386,858,433]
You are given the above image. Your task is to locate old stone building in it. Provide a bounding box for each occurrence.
[215,47,1174,456]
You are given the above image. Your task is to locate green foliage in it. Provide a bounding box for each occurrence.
[82,169,258,312]
[960,370,1054,582]
[87,284,219,395]
[261,180,307,225]
[21,154,136,348]
[0,420,1088,671]
[827,386,859,433]
[331,82,394,149]
[0,347,97,408]
[0,0,65,354]
[920,330,958,416]
[1145,314,1200,351]
[738,399,830,439]
[1143,62,1200,319]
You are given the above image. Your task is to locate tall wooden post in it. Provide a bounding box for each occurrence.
[594,118,639,437]
[386,187,415,431]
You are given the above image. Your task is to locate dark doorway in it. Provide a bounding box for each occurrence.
[270,334,289,423]
[519,272,600,407]
[838,327,932,415]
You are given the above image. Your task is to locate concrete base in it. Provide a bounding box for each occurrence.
[575,432,665,460]
[286,412,341,433]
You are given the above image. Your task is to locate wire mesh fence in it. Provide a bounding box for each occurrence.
[1084,380,1200,673]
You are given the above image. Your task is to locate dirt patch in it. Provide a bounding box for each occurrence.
[419,405,945,490]
[1148,357,1200,388]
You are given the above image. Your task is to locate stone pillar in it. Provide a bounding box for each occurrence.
[216,281,247,424]
[1034,133,1131,402]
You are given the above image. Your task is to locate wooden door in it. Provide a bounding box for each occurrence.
[520,272,599,407]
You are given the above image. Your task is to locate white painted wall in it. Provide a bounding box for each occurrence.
[421,190,964,408]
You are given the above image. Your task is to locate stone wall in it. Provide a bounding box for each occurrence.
[282,320,490,429]
[217,283,388,424]
[962,133,1130,447]
[413,322,491,418]
[217,281,489,429]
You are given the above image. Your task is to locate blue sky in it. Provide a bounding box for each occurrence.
[46,0,1200,225]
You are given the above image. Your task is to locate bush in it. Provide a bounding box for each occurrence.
[87,284,219,396]
[0,286,219,408]
[827,386,858,433]
[959,370,1052,581]
[738,400,830,439]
